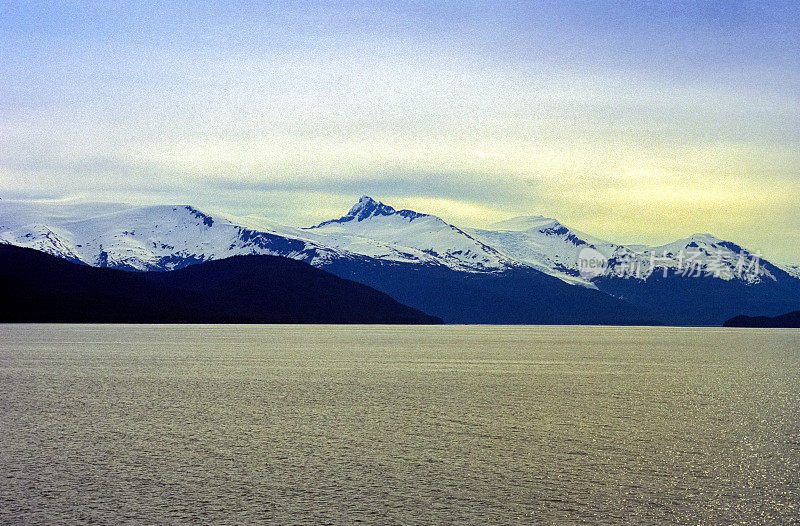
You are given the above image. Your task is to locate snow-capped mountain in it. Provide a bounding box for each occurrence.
[469,218,781,287]
[0,200,337,271]
[468,216,621,286]
[605,233,777,285]
[304,196,512,271]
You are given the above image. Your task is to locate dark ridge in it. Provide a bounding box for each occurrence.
[541,225,570,237]
[320,256,662,325]
[235,226,309,253]
[185,206,214,227]
[723,311,800,328]
[0,244,441,324]
[593,273,800,326]
[718,240,743,253]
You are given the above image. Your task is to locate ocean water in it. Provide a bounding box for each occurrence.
[1,325,798,524]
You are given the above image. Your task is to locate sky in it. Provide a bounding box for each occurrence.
[1,0,799,261]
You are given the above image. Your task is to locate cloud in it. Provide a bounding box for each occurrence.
[1,2,798,261]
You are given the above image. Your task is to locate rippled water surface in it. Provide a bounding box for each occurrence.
[1,325,799,524]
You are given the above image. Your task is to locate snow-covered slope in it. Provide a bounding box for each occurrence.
[0,200,338,271]
[0,197,513,273]
[468,217,621,286]
[471,216,782,286]
[608,234,776,284]
[304,196,512,271]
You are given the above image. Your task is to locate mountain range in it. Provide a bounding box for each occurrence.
[1,196,798,325]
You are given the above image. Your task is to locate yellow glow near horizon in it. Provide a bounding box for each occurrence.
[2,42,798,261]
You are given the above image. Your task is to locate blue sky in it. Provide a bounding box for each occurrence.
[1,1,798,260]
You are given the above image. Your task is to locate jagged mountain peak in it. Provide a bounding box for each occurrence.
[347,195,430,222]
[347,196,398,220]
[300,196,510,271]
[311,196,429,228]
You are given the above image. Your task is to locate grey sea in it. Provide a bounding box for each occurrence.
[1,325,798,524]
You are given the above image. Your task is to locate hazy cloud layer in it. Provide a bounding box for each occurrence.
[2,1,798,260]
